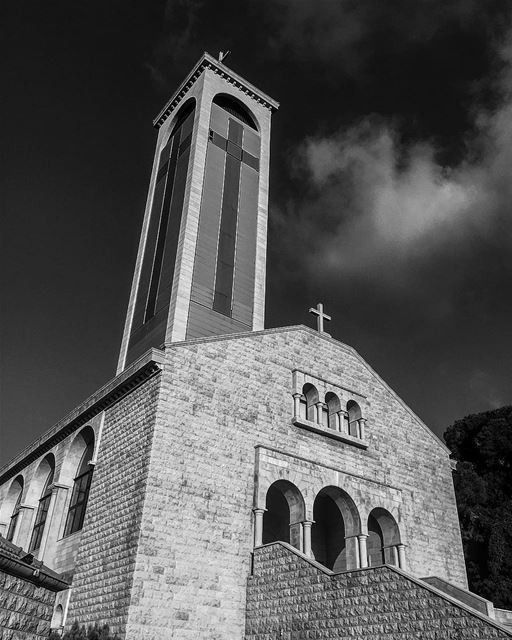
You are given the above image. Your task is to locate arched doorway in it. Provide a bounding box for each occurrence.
[367,507,402,567]
[311,486,360,571]
[262,480,305,550]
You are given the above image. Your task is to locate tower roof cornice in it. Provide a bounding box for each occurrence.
[153,51,279,129]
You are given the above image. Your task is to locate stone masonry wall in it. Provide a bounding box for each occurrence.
[0,571,56,640]
[65,372,162,635]
[122,326,467,639]
[246,543,511,639]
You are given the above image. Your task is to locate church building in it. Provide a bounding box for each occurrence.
[1,53,511,639]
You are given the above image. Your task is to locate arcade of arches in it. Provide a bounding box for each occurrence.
[254,480,406,571]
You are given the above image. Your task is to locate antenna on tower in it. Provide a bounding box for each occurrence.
[218,50,231,63]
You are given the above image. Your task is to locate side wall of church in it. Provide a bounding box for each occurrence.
[0,415,103,579]
[122,327,467,640]
[65,373,162,635]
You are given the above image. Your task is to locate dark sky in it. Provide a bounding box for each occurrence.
[2,1,512,466]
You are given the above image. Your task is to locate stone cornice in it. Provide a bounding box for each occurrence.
[0,349,165,485]
[153,51,279,129]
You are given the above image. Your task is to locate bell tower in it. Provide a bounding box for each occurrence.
[117,53,278,372]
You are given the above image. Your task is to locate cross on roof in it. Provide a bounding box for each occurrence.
[309,302,331,333]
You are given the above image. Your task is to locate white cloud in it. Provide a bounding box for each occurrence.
[290,41,512,284]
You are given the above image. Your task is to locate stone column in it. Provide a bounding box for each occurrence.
[397,544,407,570]
[302,521,314,557]
[39,483,71,567]
[15,504,35,550]
[344,535,360,569]
[0,521,7,537]
[292,393,302,418]
[253,508,266,547]
[358,418,366,440]
[339,410,348,433]
[358,534,369,568]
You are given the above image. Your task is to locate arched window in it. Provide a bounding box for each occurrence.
[301,384,319,422]
[64,436,94,537]
[143,98,197,325]
[325,392,341,430]
[29,456,55,552]
[347,400,362,438]
[6,477,23,542]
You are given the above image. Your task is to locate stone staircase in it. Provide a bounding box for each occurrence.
[246,542,512,639]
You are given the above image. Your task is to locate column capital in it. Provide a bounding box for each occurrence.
[357,533,369,539]
[19,503,35,511]
[252,507,267,514]
[396,543,407,548]
[301,519,315,527]
[292,392,303,398]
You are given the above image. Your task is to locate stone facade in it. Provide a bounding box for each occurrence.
[0,323,472,639]
[0,572,56,640]
[246,542,511,639]
[106,325,465,638]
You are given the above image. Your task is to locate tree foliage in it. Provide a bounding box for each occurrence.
[444,405,512,608]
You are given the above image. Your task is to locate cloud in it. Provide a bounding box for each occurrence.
[281,34,512,287]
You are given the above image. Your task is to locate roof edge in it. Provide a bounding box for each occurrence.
[0,536,69,592]
[153,51,279,129]
[0,349,166,484]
